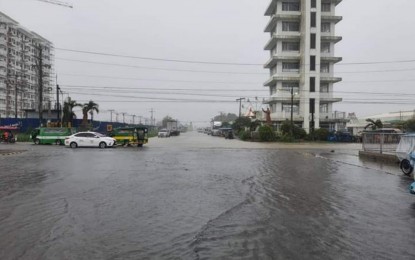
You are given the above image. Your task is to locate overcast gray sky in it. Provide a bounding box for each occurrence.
[2,0,415,125]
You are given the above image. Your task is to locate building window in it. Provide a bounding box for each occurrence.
[311,12,316,27]
[282,42,300,51]
[282,62,300,72]
[311,0,316,8]
[321,23,331,32]
[282,22,300,32]
[320,63,330,73]
[310,33,316,49]
[322,3,331,12]
[321,42,330,53]
[321,83,329,92]
[310,77,315,92]
[282,2,300,11]
[310,56,316,71]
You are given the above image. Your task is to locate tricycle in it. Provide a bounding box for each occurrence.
[396,134,415,194]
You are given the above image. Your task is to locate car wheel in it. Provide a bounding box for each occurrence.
[56,139,62,145]
[400,159,413,176]
[99,142,107,149]
[70,142,77,148]
[34,138,40,145]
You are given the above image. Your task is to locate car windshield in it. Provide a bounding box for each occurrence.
[94,133,106,137]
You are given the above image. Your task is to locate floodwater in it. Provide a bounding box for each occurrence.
[1,132,415,259]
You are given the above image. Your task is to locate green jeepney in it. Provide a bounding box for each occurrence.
[31,127,75,145]
[108,126,148,147]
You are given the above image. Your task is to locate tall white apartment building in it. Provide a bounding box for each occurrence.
[0,11,54,119]
[264,0,344,132]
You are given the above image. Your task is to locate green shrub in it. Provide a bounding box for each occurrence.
[258,125,276,142]
[313,128,329,141]
[16,133,31,142]
[238,129,251,141]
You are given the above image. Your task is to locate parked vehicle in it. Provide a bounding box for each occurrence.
[220,128,234,139]
[327,131,355,142]
[0,125,20,143]
[65,131,116,148]
[158,129,170,138]
[108,126,148,147]
[31,127,75,145]
[396,134,415,176]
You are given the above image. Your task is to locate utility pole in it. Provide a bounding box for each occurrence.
[150,108,155,126]
[138,116,142,124]
[132,115,136,125]
[236,98,245,117]
[38,47,44,125]
[108,109,115,122]
[56,84,60,123]
[14,74,19,118]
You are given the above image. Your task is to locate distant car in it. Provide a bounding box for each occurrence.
[65,132,116,148]
[158,129,170,138]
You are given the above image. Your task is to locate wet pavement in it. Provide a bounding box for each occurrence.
[1,133,415,259]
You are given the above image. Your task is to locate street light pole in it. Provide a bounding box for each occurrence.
[236,98,245,117]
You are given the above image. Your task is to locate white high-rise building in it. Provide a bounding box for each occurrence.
[0,11,54,119]
[264,0,345,132]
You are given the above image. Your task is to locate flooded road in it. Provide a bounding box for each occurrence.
[1,132,415,259]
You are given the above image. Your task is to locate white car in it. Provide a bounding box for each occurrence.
[158,129,170,138]
[65,131,116,148]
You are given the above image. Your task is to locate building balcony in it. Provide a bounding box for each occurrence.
[320,56,342,64]
[264,74,301,86]
[264,13,301,32]
[265,95,301,103]
[264,33,301,50]
[271,112,303,121]
[321,15,343,24]
[321,35,342,43]
[264,54,300,68]
[320,76,342,83]
[320,95,342,103]
[264,0,277,16]
[323,0,343,6]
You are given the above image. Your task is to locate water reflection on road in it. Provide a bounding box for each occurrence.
[0,132,414,259]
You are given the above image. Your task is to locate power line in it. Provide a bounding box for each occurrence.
[56,47,415,66]
[59,73,261,85]
[56,57,265,75]
[56,48,262,66]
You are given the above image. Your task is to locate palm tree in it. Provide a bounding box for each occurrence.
[364,118,383,130]
[82,100,99,127]
[62,97,81,127]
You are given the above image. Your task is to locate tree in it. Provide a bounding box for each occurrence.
[62,97,81,126]
[404,119,415,132]
[364,118,383,130]
[232,117,251,133]
[82,100,99,127]
[213,113,238,122]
